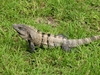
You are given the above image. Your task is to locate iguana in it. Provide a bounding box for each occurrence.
[13,24,100,53]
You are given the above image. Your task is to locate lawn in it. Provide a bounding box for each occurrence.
[0,0,100,75]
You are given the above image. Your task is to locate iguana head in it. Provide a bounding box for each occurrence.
[13,24,31,40]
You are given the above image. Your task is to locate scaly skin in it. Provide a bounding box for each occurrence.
[13,24,100,53]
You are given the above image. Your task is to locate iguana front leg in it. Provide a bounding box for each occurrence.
[28,40,35,53]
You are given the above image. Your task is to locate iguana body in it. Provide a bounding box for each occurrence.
[13,24,100,53]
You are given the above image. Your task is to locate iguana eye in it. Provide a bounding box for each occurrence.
[18,27,25,31]
[18,27,23,30]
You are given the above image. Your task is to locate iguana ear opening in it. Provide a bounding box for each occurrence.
[29,30,38,40]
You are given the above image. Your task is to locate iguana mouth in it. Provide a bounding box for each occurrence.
[16,31,22,35]
[16,31,25,37]
[13,29,25,37]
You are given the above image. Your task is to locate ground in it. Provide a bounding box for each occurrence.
[0,0,100,75]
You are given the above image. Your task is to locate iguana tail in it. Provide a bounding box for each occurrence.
[66,35,100,47]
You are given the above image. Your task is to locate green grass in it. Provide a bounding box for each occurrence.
[0,0,100,75]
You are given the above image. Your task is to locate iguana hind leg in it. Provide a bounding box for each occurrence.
[58,34,70,51]
[28,40,35,53]
[61,43,71,52]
